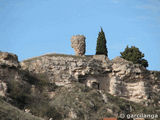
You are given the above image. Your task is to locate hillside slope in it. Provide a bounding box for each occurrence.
[0,97,43,120]
[0,52,160,120]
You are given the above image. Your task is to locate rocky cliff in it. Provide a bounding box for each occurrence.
[0,52,160,120]
[21,53,160,104]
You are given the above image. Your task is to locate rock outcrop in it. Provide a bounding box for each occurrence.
[21,54,160,104]
[71,35,86,56]
[0,52,160,120]
[0,80,7,97]
[0,52,21,82]
[0,52,19,68]
[0,52,20,97]
[109,57,150,102]
[21,54,111,87]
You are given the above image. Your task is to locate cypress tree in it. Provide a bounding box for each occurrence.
[96,28,108,56]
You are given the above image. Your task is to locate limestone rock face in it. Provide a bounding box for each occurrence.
[0,52,20,83]
[20,54,160,104]
[0,52,21,97]
[0,80,7,97]
[71,35,86,56]
[21,54,111,87]
[0,52,19,68]
[108,57,150,102]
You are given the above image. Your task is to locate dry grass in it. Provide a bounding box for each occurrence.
[22,53,93,63]
[0,97,43,120]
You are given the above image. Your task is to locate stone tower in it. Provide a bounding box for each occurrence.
[71,35,86,56]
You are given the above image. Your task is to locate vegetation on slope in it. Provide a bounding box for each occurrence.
[0,97,43,120]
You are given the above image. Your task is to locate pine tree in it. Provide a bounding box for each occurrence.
[120,46,148,67]
[96,28,108,56]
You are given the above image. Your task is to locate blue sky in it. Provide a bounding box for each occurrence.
[0,0,160,70]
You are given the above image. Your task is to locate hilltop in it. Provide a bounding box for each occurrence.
[0,52,160,120]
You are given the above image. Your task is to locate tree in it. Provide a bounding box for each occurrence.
[120,46,148,67]
[96,28,108,56]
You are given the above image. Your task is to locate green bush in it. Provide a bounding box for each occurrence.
[7,80,31,109]
[120,46,148,67]
[7,71,60,119]
[96,28,108,56]
[28,95,62,119]
[0,97,43,120]
[22,71,57,92]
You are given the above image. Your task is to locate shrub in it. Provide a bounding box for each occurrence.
[7,80,31,109]
[120,46,148,67]
[28,95,62,119]
[22,70,57,92]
